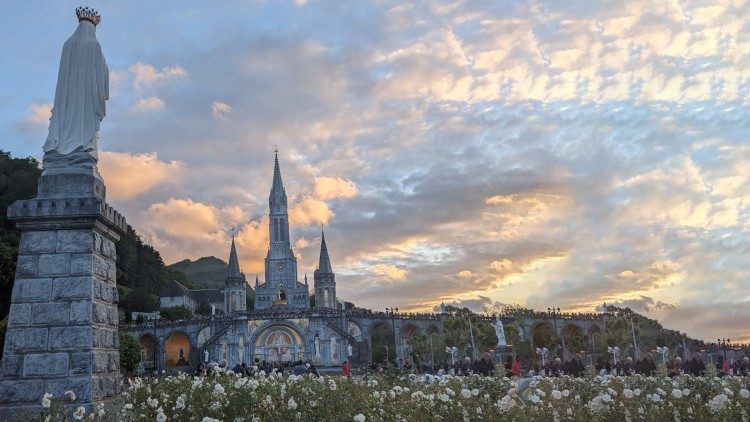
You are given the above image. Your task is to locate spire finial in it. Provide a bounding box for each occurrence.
[317,230,332,273]
[227,235,241,279]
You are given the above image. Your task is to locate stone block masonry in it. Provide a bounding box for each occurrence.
[0,177,126,420]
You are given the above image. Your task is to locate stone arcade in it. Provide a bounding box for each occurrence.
[124,152,610,374]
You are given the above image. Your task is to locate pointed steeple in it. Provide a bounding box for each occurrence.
[228,236,241,279]
[271,148,285,198]
[255,274,259,288]
[318,231,333,273]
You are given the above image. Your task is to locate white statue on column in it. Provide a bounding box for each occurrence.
[347,343,353,357]
[493,316,507,347]
[43,7,109,174]
[203,350,209,363]
[330,336,338,364]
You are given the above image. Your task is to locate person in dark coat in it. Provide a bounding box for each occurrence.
[475,353,495,376]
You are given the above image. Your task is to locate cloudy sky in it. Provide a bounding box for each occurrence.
[2,1,750,342]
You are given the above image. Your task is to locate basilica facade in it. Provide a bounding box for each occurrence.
[126,152,439,371]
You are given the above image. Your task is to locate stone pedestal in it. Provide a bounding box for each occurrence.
[0,173,126,419]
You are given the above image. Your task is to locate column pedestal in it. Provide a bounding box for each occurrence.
[0,173,126,419]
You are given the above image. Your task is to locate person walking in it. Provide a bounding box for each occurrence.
[342,360,351,377]
[510,356,521,378]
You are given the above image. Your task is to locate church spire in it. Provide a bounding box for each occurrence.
[271,147,285,199]
[228,235,241,279]
[318,230,333,273]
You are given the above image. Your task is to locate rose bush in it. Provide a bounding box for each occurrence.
[36,369,749,421]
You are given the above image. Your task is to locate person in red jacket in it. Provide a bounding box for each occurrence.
[342,360,351,377]
[511,356,521,378]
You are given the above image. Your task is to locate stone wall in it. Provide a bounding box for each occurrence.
[1,193,125,417]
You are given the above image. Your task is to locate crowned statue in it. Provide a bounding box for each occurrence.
[42,7,108,175]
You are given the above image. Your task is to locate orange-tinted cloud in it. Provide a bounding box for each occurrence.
[99,151,182,200]
[313,176,358,200]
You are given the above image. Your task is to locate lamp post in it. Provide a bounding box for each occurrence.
[386,307,399,364]
[467,316,477,361]
[536,347,549,367]
[445,346,458,365]
[607,346,620,363]
[718,338,731,361]
[428,332,435,365]
[548,307,567,361]
[656,346,669,364]
[629,317,640,360]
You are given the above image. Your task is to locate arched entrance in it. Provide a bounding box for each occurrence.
[253,324,305,363]
[165,331,191,369]
[138,334,155,369]
[370,322,395,364]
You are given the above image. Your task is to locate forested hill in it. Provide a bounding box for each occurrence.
[168,256,229,289]
[0,149,190,320]
[0,151,41,319]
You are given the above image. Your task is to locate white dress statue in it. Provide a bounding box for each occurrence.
[43,8,108,174]
[493,316,507,347]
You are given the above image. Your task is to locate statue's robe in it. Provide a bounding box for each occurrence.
[43,20,108,171]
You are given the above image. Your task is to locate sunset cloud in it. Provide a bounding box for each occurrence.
[99,151,182,200]
[130,62,187,90]
[130,96,165,113]
[5,0,750,342]
[25,103,52,125]
[211,101,233,121]
[313,177,358,200]
[372,264,408,281]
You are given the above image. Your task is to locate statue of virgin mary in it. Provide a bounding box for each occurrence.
[42,7,108,174]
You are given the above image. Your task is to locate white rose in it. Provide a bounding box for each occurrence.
[354,414,366,422]
[41,392,53,408]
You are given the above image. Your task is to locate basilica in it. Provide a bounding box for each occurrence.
[126,152,445,372]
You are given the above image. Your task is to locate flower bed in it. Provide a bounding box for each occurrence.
[39,371,749,421]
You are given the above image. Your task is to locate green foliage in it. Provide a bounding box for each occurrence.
[568,328,589,353]
[0,151,41,319]
[119,332,143,374]
[159,305,193,321]
[116,228,192,313]
[604,318,633,351]
[168,256,228,289]
[371,324,395,363]
[532,323,559,349]
[408,332,429,363]
[196,301,212,317]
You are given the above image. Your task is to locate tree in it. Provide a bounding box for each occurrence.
[408,332,429,364]
[159,306,192,321]
[370,324,395,363]
[0,151,42,320]
[195,302,212,317]
[532,324,559,350]
[119,332,143,374]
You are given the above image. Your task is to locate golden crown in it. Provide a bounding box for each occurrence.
[75,6,101,26]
